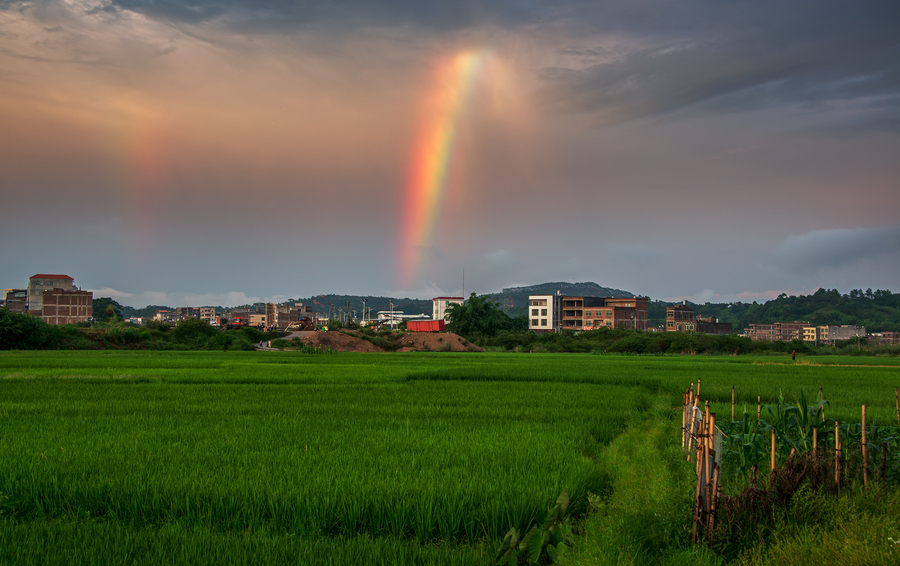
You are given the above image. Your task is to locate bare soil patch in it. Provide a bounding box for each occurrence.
[295,331,482,352]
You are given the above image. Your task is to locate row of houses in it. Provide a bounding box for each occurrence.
[525,296,734,335]
[2,274,93,325]
[527,294,652,333]
[3,276,897,343]
[745,322,900,344]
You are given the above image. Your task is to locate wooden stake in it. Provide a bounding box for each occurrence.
[813,424,817,451]
[757,395,761,423]
[697,378,701,403]
[895,387,899,427]
[709,413,716,455]
[732,385,735,421]
[862,404,869,490]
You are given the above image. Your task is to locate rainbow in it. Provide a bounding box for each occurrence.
[397,49,491,290]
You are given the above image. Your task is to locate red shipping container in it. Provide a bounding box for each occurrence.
[407,320,445,332]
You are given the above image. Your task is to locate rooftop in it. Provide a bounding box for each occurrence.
[30,274,74,280]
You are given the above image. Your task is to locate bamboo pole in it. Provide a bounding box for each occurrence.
[704,445,712,518]
[862,404,868,490]
[821,385,825,422]
[837,440,843,491]
[691,460,703,544]
[687,400,698,461]
[771,428,776,472]
[707,465,720,544]
[709,413,716,455]
[704,400,711,450]
[682,390,688,449]
[757,395,761,423]
[732,385,735,421]
[697,378,701,403]
[835,421,841,491]
[813,424,817,451]
[895,387,899,427]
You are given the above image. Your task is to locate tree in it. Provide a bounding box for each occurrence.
[446,293,514,337]
[93,297,124,322]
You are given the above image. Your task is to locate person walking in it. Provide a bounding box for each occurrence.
[792,350,796,361]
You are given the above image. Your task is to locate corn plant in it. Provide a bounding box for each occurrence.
[494,490,571,565]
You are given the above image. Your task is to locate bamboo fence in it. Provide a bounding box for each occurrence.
[680,382,897,545]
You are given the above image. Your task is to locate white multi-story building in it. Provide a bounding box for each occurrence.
[527,294,562,334]
[432,296,464,321]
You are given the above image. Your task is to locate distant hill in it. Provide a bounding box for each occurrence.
[485,282,638,317]
[109,285,900,332]
[111,283,637,320]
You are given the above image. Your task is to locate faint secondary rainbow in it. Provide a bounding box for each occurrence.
[397,49,491,290]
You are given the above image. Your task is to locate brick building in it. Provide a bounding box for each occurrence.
[27,274,77,314]
[876,332,900,345]
[748,321,809,342]
[3,289,28,314]
[275,303,314,329]
[666,304,696,332]
[40,289,93,325]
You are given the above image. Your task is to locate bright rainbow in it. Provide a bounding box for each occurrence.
[397,49,491,290]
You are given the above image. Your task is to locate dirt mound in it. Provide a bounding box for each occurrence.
[297,331,381,352]
[394,331,483,352]
[296,331,482,352]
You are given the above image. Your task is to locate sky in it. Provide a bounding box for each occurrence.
[1,0,898,307]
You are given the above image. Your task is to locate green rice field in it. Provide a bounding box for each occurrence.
[1,351,898,565]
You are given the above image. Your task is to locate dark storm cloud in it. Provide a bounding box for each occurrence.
[77,0,900,127]
[774,224,900,275]
[99,0,536,31]
[540,1,900,124]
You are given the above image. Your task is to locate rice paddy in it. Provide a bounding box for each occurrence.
[1,351,897,564]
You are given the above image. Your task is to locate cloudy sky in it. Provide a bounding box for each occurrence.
[1,0,898,307]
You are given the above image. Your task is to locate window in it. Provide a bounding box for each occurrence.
[532,319,539,326]
[607,311,612,317]
[585,320,592,327]
[540,319,547,326]
[585,310,591,317]
[541,309,547,316]
[532,309,538,316]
